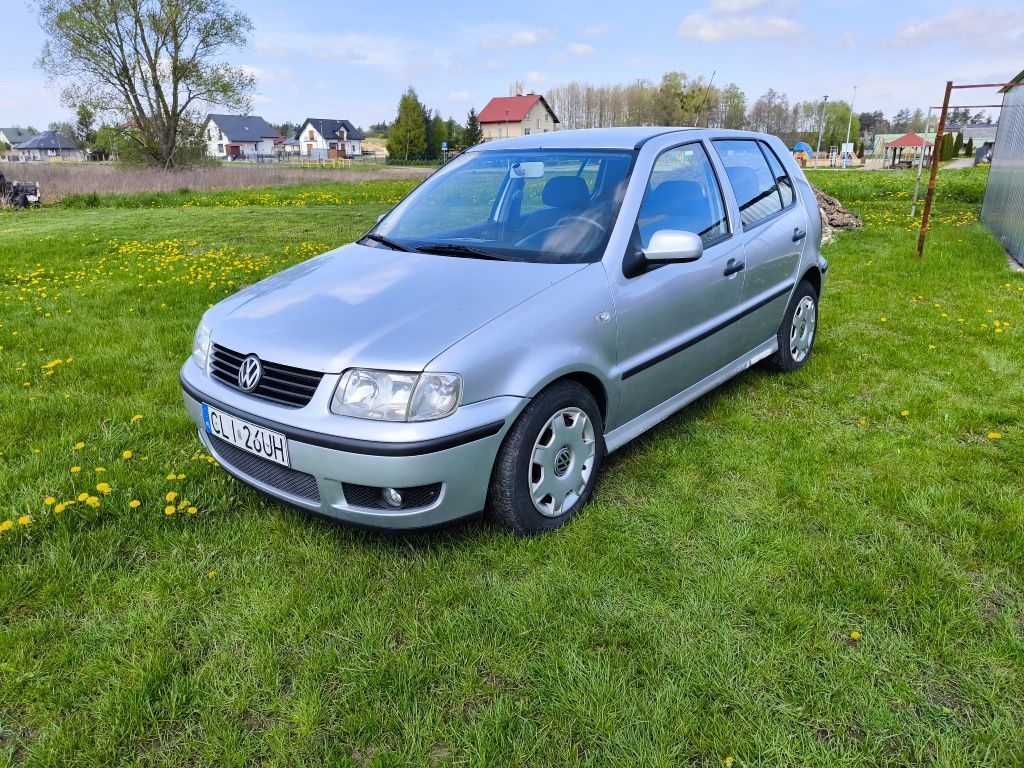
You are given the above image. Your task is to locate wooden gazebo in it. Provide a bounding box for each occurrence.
[883,132,933,168]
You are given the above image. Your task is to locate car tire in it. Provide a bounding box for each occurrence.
[15,194,28,209]
[487,380,604,536]
[766,279,819,373]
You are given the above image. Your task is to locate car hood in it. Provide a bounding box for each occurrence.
[209,242,585,373]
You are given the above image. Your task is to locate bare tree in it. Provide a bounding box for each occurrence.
[36,0,255,168]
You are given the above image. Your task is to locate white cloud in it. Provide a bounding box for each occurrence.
[679,12,802,42]
[581,23,611,38]
[240,65,295,86]
[885,8,1023,49]
[480,28,556,50]
[525,70,550,85]
[710,0,770,12]
[254,31,413,70]
[566,42,595,56]
[448,90,471,102]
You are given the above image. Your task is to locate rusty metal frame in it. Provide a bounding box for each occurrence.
[916,80,1024,258]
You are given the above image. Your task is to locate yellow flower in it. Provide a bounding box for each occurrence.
[54,503,66,513]
[122,450,133,459]
[187,507,198,515]
[208,570,216,579]
[73,441,85,450]
[880,317,888,323]
[166,473,176,481]
[165,491,178,502]
[96,482,112,494]
[164,505,176,516]
[129,500,141,509]
[724,758,735,768]
[95,467,105,473]
[900,410,910,417]
[176,473,186,480]
[987,432,1002,440]
[77,492,89,501]
[0,520,12,532]
[131,414,144,422]
[44,496,57,506]
[850,630,862,640]
[86,496,100,508]
[71,466,81,473]
[18,515,31,526]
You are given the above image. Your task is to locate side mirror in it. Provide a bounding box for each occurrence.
[643,230,703,263]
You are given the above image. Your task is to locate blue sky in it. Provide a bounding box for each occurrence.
[2,0,1020,129]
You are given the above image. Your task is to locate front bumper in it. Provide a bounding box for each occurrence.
[180,363,523,529]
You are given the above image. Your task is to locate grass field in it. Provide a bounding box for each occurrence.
[1,169,1022,766]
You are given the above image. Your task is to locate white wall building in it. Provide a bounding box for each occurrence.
[203,114,280,159]
[295,118,364,158]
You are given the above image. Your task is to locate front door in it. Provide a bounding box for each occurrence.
[611,140,746,426]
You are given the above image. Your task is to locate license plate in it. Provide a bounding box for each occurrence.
[202,404,290,466]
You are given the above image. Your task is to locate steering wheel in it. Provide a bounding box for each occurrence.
[514,215,607,254]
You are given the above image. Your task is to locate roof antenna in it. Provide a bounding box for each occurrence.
[696,70,716,127]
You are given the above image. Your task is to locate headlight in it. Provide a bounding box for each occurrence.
[331,369,462,422]
[192,320,212,368]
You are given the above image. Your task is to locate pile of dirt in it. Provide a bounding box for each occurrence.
[811,184,862,244]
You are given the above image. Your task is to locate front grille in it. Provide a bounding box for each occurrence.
[210,344,323,408]
[342,482,442,510]
[210,434,321,504]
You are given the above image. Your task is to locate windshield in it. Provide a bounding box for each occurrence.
[368,149,636,264]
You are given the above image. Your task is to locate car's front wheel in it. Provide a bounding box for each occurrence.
[487,380,604,535]
[766,279,819,373]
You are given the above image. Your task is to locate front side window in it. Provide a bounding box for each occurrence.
[370,149,635,264]
[713,139,784,228]
[636,142,729,248]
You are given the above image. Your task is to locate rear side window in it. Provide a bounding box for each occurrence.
[713,139,784,228]
[636,142,729,248]
[759,141,794,208]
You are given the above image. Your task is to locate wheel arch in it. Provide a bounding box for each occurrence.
[801,264,822,297]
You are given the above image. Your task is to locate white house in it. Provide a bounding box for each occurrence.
[14,131,83,161]
[203,114,280,159]
[295,118,364,158]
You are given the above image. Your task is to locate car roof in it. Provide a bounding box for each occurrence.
[467,126,782,152]
[469,127,698,151]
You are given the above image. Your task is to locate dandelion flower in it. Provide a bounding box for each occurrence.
[54,503,66,513]
[0,520,12,532]
[71,466,81,473]
[131,414,144,422]
[77,492,89,501]
[44,496,56,506]
[95,467,105,473]
[850,631,862,640]
[166,491,178,502]
[166,473,176,481]
[208,570,216,579]
[176,473,186,480]
[900,410,910,417]
[86,496,100,508]
[122,450,133,459]
[96,482,112,494]
[988,432,1002,440]
[187,507,198,515]
[880,317,888,323]
[128,500,141,509]
[164,505,175,516]
[73,441,85,450]
[18,515,31,526]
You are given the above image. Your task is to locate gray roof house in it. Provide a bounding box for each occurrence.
[295,118,365,157]
[15,130,82,161]
[0,127,37,149]
[203,114,281,158]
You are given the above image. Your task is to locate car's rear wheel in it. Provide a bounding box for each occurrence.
[487,380,604,535]
[766,279,818,372]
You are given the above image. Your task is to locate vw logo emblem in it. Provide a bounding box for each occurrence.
[237,354,262,392]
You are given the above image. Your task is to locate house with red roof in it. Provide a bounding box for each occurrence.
[478,94,559,142]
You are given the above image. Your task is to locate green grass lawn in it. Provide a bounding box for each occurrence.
[1,170,1022,766]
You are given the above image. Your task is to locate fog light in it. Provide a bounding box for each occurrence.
[382,487,403,508]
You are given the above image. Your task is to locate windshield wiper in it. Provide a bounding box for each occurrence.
[362,232,411,252]
[414,243,507,261]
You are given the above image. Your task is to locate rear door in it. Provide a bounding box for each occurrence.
[610,140,746,426]
[711,138,807,351]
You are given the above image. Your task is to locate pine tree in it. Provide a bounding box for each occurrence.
[463,107,483,147]
[951,132,963,158]
[387,87,427,161]
[964,137,974,158]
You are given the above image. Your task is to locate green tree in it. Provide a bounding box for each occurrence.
[964,137,974,158]
[444,118,462,151]
[36,0,255,168]
[718,83,746,129]
[951,132,963,158]
[48,120,76,138]
[387,87,427,161]
[462,107,483,148]
[75,105,97,152]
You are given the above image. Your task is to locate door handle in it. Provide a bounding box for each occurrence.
[723,258,745,277]
[792,227,807,242]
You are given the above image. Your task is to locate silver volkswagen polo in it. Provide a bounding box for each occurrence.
[181,127,826,535]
